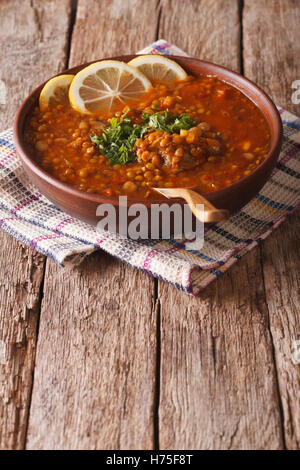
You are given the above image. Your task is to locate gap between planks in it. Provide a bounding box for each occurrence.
[23,0,297,449]
[25,0,162,450]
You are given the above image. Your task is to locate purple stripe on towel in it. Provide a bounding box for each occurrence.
[30,233,64,249]
[11,193,42,214]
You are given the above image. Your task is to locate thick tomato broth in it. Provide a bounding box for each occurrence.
[25,75,270,200]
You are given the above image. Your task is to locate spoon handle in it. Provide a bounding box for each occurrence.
[181,189,229,223]
[153,187,229,223]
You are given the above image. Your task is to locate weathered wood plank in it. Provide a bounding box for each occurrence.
[157,0,284,450]
[158,257,284,449]
[0,245,45,450]
[0,0,72,130]
[26,253,157,450]
[26,0,160,450]
[69,0,159,64]
[260,212,300,450]
[244,0,300,449]
[159,0,241,72]
[0,0,72,450]
[243,0,300,114]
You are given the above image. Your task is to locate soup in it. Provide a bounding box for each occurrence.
[25,75,270,199]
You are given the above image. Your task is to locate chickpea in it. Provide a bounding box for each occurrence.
[189,126,202,137]
[35,140,48,151]
[144,171,153,180]
[141,150,150,162]
[154,174,163,181]
[152,153,162,168]
[243,152,254,160]
[54,137,68,144]
[145,162,155,170]
[122,181,137,193]
[79,121,89,129]
[148,133,157,143]
[160,138,169,148]
[78,168,89,178]
[126,170,135,179]
[172,134,183,144]
[85,146,95,155]
[175,147,184,157]
[135,175,143,182]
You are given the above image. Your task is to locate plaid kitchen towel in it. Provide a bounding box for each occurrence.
[0,40,299,295]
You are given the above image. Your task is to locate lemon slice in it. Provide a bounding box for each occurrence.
[128,55,187,82]
[68,60,152,114]
[39,75,74,111]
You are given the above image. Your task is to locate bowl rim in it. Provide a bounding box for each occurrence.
[13,54,283,208]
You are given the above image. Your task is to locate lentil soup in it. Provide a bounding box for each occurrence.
[25,74,270,200]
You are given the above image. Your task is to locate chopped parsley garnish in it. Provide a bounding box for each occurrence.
[142,110,195,133]
[90,110,195,166]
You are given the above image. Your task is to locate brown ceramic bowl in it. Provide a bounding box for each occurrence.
[14,55,283,231]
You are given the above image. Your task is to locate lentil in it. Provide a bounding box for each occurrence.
[25,75,270,199]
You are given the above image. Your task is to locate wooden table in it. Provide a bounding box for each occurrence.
[0,0,299,450]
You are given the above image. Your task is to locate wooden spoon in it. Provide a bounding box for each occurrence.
[153,187,229,223]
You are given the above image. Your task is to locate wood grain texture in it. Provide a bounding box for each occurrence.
[26,0,160,450]
[0,245,45,450]
[0,0,71,450]
[0,0,72,130]
[1,0,299,451]
[158,257,284,449]
[244,0,300,449]
[26,253,157,449]
[157,0,285,450]
[69,0,159,64]
[260,213,300,450]
[159,0,241,71]
[243,0,300,114]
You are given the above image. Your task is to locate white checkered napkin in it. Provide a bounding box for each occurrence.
[0,41,299,295]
